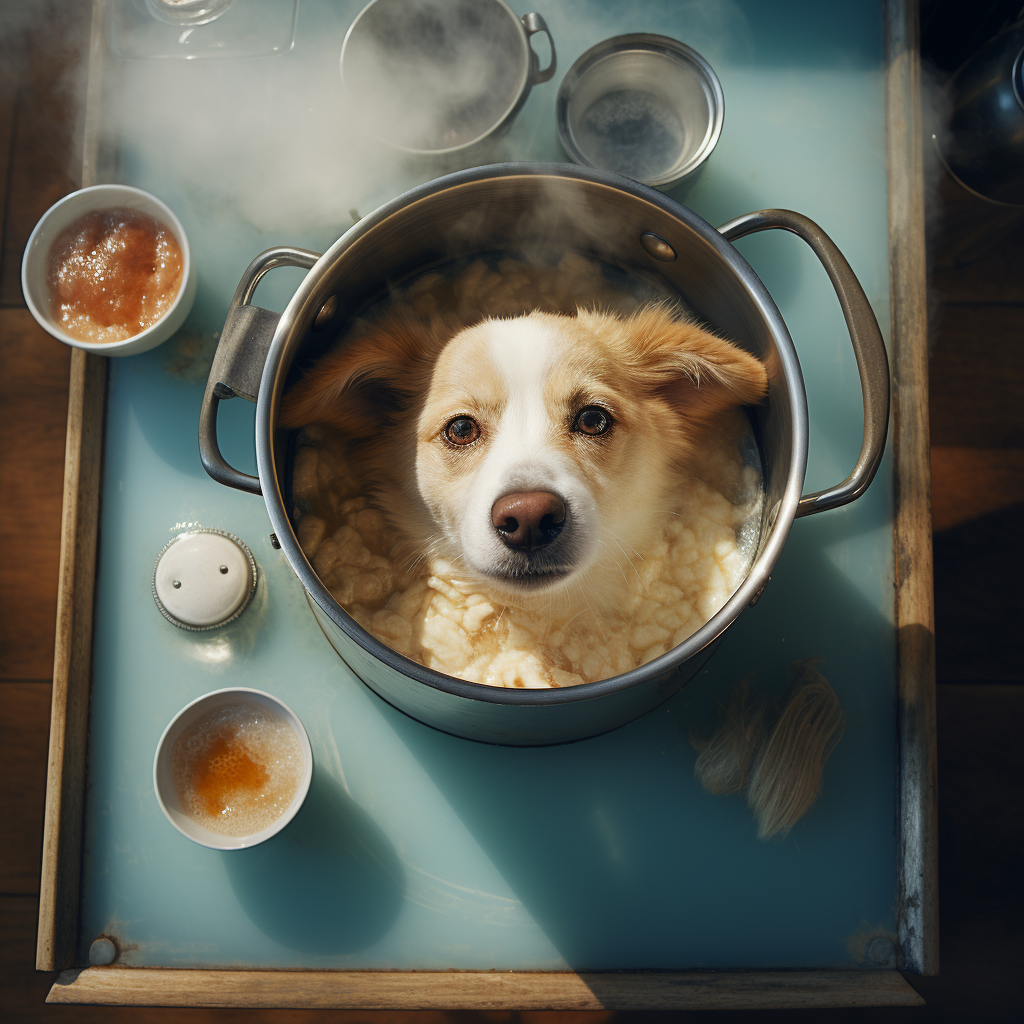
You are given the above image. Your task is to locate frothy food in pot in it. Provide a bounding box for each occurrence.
[294,428,760,688]
[47,207,183,343]
[171,702,303,837]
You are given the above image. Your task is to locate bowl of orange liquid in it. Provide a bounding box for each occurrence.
[21,184,197,356]
[154,688,313,850]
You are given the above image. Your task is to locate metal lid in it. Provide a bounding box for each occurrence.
[556,34,724,188]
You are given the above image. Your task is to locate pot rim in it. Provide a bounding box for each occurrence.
[256,162,808,706]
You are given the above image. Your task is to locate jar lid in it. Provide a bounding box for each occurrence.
[153,529,257,630]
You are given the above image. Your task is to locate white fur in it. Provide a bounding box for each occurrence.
[442,319,600,588]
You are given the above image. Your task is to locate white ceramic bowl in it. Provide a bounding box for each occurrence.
[21,184,197,356]
[153,687,313,851]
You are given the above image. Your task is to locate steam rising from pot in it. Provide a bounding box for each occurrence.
[2,0,951,288]
[91,0,556,238]
[0,0,756,243]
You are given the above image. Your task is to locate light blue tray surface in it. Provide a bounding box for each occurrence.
[80,0,895,970]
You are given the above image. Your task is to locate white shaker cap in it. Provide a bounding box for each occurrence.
[153,529,257,630]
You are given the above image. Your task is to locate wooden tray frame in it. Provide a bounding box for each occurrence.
[34,0,935,1009]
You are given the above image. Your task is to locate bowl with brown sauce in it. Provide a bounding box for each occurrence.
[153,687,313,850]
[21,184,197,356]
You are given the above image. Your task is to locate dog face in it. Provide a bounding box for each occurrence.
[281,304,767,606]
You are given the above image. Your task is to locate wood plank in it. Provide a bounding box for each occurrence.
[936,684,1024,924]
[929,172,1024,306]
[928,683,1024,1018]
[0,57,15,248]
[931,446,1024,533]
[34,349,106,972]
[1,897,55,1022]
[885,0,939,978]
[0,309,72,679]
[34,1,107,974]
[7,897,448,1024]
[929,305,1024,449]
[0,683,51,895]
[0,89,76,307]
[933,503,1024,682]
[46,968,923,1011]
[0,0,91,307]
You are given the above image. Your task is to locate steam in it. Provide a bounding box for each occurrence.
[0,1,91,191]
[100,6,401,238]
[4,0,953,306]
[343,0,524,153]
[0,0,760,248]
[94,0,550,240]
[85,0,758,242]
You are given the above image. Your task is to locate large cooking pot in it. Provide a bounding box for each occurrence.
[198,163,888,746]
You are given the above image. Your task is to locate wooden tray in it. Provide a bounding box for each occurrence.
[36,0,934,1009]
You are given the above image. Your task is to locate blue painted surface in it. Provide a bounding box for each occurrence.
[79,0,895,969]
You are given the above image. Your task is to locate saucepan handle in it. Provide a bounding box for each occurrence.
[717,209,890,518]
[199,246,321,495]
[522,12,556,85]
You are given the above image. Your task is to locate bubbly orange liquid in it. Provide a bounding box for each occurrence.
[188,727,269,816]
[171,702,303,837]
[47,207,183,343]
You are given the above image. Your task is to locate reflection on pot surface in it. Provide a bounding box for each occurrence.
[936,20,1024,206]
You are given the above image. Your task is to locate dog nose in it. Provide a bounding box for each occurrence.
[491,491,566,551]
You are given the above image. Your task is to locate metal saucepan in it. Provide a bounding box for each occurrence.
[199,163,889,746]
[341,0,556,159]
[557,33,724,189]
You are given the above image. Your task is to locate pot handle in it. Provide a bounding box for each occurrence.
[717,209,890,518]
[522,13,556,85]
[199,246,321,495]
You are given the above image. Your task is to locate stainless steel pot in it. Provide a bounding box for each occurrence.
[556,34,724,189]
[341,0,556,159]
[199,163,889,746]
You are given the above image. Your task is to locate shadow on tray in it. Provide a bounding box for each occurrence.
[223,768,404,954]
[372,497,900,971]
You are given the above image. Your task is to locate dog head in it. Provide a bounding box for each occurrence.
[282,304,767,606]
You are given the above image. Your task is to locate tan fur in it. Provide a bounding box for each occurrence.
[279,312,463,565]
[692,679,766,795]
[692,660,846,840]
[575,305,769,424]
[280,312,458,436]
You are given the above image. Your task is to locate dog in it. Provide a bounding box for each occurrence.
[280,302,768,616]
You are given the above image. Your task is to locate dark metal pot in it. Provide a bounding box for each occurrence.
[937,19,1024,206]
[199,163,888,746]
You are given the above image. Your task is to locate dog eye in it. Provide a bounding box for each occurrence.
[444,416,480,446]
[574,406,612,436]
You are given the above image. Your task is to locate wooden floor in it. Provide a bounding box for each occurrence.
[1,9,1022,1023]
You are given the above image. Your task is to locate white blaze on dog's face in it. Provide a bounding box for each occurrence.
[415,307,768,602]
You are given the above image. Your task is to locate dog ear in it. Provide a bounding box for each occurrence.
[279,314,453,437]
[622,305,768,422]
